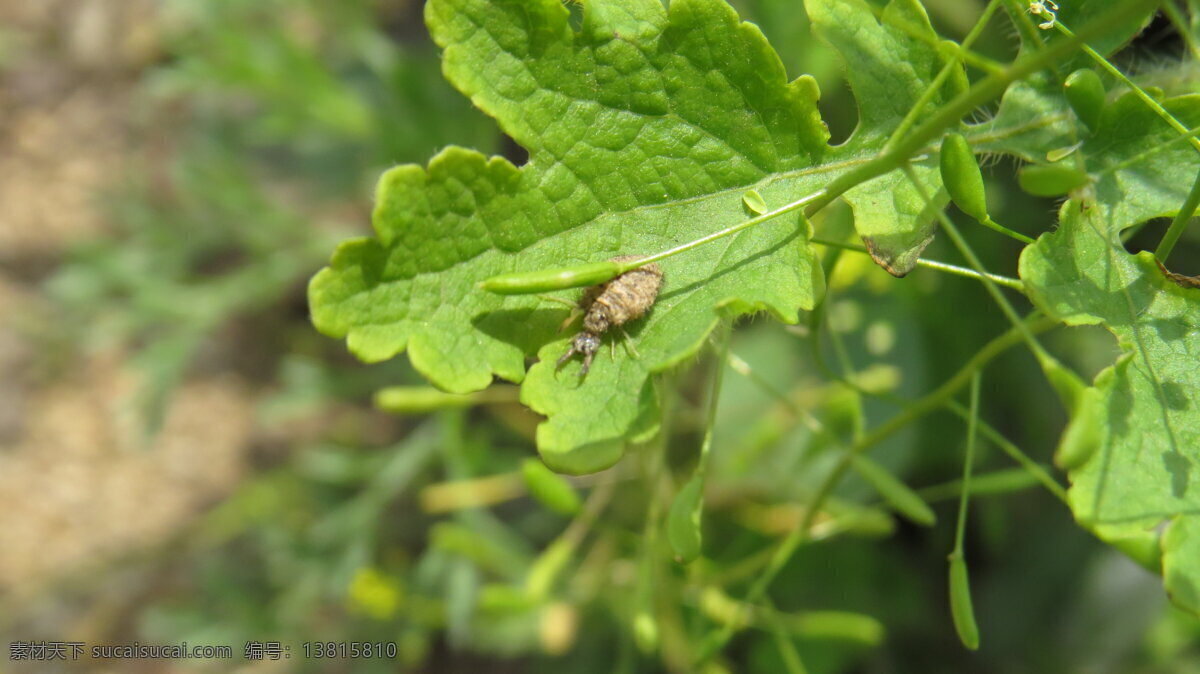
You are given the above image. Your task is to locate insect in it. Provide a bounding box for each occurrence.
[556,256,664,376]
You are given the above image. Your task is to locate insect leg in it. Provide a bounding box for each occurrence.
[619,327,642,360]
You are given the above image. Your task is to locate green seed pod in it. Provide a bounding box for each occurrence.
[1038,353,1086,410]
[1064,68,1106,132]
[1017,163,1090,197]
[742,189,768,215]
[525,538,574,601]
[522,458,582,516]
[374,386,481,413]
[633,611,659,653]
[948,553,981,650]
[479,584,537,613]
[939,134,990,223]
[792,611,886,646]
[667,475,704,563]
[480,260,622,295]
[850,455,936,527]
[1055,385,1104,470]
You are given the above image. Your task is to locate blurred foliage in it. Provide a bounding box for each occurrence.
[11,0,1200,672]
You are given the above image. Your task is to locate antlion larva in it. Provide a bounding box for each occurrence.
[557,256,663,376]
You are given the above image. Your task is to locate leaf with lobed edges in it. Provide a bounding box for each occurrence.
[1019,93,1200,615]
[309,0,964,473]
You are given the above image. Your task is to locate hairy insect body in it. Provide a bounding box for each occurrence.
[558,257,663,376]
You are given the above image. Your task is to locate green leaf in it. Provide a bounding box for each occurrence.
[1031,0,1156,71]
[309,0,960,472]
[1019,95,1200,615]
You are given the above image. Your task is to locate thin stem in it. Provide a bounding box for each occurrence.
[917,465,1045,502]
[952,374,982,557]
[1050,15,1200,155]
[1159,0,1200,62]
[696,315,1051,666]
[810,237,1025,290]
[802,0,1156,219]
[869,3,1007,77]
[883,0,1005,154]
[810,311,1068,504]
[945,399,1067,502]
[618,192,826,273]
[901,165,1050,362]
[1155,167,1200,262]
[804,273,1066,504]
[763,597,809,674]
[698,322,734,473]
[979,215,1036,245]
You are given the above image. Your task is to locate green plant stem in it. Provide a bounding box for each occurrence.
[801,0,1156,218]
[901,165,1051,363]
[917,465,1044,502]
[631,406,672,661]
[622,0,1155,276]
[804,251,1064,504]
[979,216,1035,245]
[868,4,1007,77]
[762,597,809,674]
[620,193,826,273]
[952,374,982,558]
[805,244,1063,504]
[810,308,1068,504]
[810,237,1024,290]
[883,0,1005,154]
[1155,167,1200,262]
[1159,0,1200,61]
[945,399,1067,502]
[698,322,734,474]
[1050,15,1200,155]
[696,315,1052,665]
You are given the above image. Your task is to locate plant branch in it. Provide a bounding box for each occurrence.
[696,314,1054,665]
[810,237,1024,290]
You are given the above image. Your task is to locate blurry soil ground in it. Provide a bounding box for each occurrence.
[0,0,257,628]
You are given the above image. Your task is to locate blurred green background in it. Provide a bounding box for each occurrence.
[1,0,1198,672]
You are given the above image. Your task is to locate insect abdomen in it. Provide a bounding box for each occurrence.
[584,263,662,333]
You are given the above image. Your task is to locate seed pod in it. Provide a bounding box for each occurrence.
[1065,68,1106,132]
[481,259,622,295]
[526,538,574,601]
[633,612,659,653]
[667,475,704,563]
[1038,353,1086,411]
[851,455,936,527]
[948,553,981,650]
[940,133,990,224]
[374,386,481,413]
[522,458,582,516]
[1055,385,1104,470]
[1017,163,1090,197]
